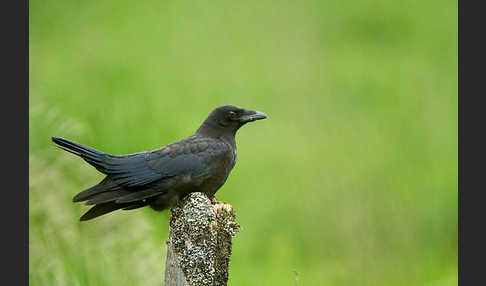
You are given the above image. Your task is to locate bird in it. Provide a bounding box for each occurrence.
[51,105,267,221]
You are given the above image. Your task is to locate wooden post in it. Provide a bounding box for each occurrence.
[164,192,240,286]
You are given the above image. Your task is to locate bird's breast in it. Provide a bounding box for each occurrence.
[198,148,235,197]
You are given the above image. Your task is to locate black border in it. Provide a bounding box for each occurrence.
[2,0,29,284]
[459,0,483,285]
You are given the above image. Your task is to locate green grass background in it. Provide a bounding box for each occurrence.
[29,0,457,285]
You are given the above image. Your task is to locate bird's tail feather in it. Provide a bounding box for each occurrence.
[76,182,154,220]
[85,189,133,205]
[51,136,109,173]
[80,201,148,221]
[74,177,164,204]
[115,189,164,203]
[72,177,119,202]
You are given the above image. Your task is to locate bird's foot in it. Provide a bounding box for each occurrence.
[210,196,221,205]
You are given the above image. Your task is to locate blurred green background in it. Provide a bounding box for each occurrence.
[29,0,457,285]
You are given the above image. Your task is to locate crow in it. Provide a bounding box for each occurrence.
[52,105,267,221]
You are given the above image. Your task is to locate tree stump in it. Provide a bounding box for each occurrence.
[164,192,240,286]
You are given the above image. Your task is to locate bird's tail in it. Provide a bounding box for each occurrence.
[51,136,110,174]
[52,136,155,221]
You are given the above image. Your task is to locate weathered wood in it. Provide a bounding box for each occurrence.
[164,192,240,286]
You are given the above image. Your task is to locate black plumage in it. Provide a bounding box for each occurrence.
[52,105,267,221]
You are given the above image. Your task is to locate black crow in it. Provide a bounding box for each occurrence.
[52,105,267,221]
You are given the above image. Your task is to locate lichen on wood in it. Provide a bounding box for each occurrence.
[164,192,240,286]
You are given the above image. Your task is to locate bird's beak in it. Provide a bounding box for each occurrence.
[239,109,268,123]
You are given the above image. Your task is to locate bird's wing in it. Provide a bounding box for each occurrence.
[144,136,229,179]
[102,153,165,187]
[106,136,228,188]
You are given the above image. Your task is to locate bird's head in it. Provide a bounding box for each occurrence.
[197,105,268,137]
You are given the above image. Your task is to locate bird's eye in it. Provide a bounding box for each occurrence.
[228,111,237,119]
